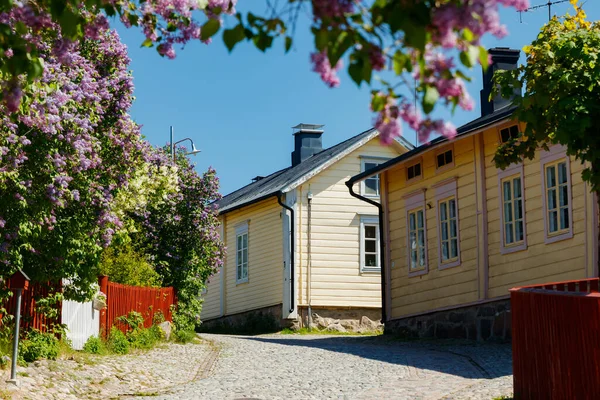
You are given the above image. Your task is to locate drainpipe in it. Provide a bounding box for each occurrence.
[345,181,387,324]
[277,192,295,314]
[307,190,313,329]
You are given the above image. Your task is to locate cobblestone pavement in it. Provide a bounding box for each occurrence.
[147,334,513,400]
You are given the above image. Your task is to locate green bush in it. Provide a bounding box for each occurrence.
[18,330,59,363]
[128,325,162,350]
[99,243,161,287]
[173,329,196,344]
[107,327,129,355]
[82,336,107,355]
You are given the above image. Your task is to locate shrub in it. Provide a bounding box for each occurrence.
[128,325,162,350]
[18,330,60,363]
[99,243,161,288]
[117,311,144,333]
[173,329,196,344]
[107,327,129,355]
[82,336,107,355]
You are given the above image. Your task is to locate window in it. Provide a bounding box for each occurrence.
[439,197,458,262]
[498,163,527,254]
[435,179,460,269]
[436,149,453,169]
[407,162,422,181]
[545,161,570,234]
[541,146,573,244]
[361,159,381,197]
[404,190,427,276]
[235,223,249,283]
[360,216,380,272]
[500,125,520,143]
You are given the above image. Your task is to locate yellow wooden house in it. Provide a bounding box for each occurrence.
[200,124,411,330]
[346,48,598,340]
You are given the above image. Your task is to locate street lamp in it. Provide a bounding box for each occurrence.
[170,125,201,161]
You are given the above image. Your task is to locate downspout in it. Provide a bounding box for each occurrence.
[277,192,295,313]
[307,189,313,329]
[345,181,387,324]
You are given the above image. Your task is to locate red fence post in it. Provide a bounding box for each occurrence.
[98,275,109,338]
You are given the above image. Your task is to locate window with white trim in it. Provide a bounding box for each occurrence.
[497,163,527,254]
[361,159,381,197]
[360,216,380,272]
[235,223,249,283]
[501,175,525,246]
[434,178,460,269]
[438,196,459,263]
[408,208,426,271]
[404,190,427,276]
[545,160,570,235]
[436,149,453,169]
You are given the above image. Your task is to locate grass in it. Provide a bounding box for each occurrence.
[279,327,383,336]
[492,396,513,400]
[0,389,11,400]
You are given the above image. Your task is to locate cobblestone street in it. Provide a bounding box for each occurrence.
[146,333,513,400]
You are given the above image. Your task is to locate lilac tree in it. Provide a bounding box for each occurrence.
[127,150,225,330]
[1,0,530,144]
[0,24,150,301]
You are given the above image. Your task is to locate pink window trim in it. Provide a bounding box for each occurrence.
[434,178,461,270]
[540,146,573,244]
[404,190,428,277]
[497,163,527,254]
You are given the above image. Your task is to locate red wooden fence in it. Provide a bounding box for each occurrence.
[0,280,62,333]
[510,278,600,399]
[98,276,176,336]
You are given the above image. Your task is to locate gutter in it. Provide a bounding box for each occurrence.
[344,181,387,323]
[277,191,295,313]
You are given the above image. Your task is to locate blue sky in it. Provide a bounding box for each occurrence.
[114,1,600,195]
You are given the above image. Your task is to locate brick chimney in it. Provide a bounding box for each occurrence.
[291,124,324,167]
[480,47,521,117]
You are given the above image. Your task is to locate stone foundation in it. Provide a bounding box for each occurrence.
[385,299,511,342]
[198,304,292,334]
[296,306,382,333]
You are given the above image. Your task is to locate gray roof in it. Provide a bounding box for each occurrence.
[217,128,413,214]
[347,105,517,185]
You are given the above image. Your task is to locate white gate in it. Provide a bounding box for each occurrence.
[61,300,100,350]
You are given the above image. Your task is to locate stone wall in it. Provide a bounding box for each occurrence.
[385,299,511,341]
[198,304,292,334]
[296,306,382,332]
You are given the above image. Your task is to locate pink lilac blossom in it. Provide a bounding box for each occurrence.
[310,50,342,88]
[312,0,356,21]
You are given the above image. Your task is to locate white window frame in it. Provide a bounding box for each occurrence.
[541,146,573,244]
[498,163,527,254]
[404,190,428,277]
[360,158,383,198]
[434,178,461,270]
[235,222,249,284]
[359,215,380,273]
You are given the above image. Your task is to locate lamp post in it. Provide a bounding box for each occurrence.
[6,270,30,386]
[170,126,201,161]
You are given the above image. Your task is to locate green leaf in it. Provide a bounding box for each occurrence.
[314,29,328,52]
[328,31,354,66]
[141,38,154,48]
[478,46,489,71]
[285,36,293,53]
[392,51,410,75]
[252,32,273,52]
[348,61,363,86]
[223,24,245,52]
[200,19,221,41]
[422,86,439,114]
[459,46,479,69]
[462,28,474,42]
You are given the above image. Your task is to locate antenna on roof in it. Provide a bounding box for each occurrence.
[519,0,569,23]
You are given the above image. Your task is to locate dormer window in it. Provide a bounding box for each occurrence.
[500,125,520,143]
[407,162,422,181]
[406,162,421,180]
[436,149,453,169]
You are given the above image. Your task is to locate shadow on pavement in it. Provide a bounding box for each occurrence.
[235,334,512,379]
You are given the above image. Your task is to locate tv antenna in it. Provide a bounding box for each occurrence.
[519,0,570,22]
